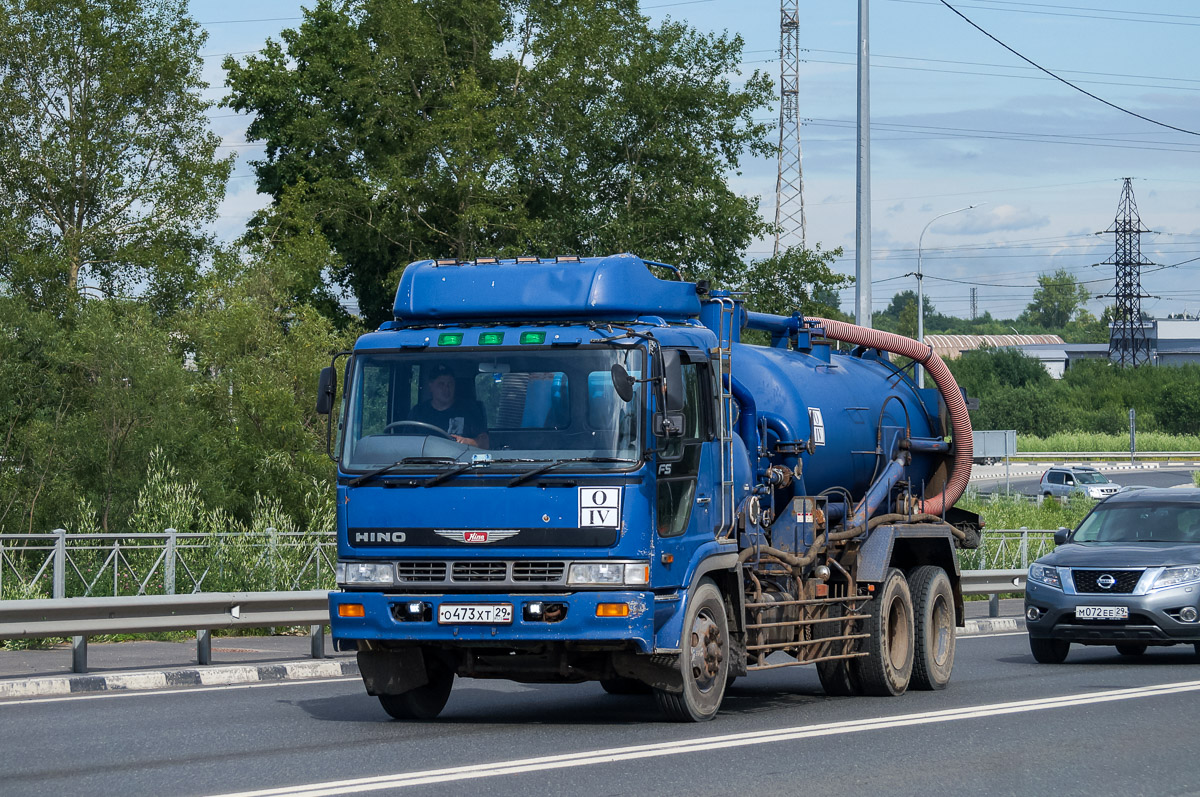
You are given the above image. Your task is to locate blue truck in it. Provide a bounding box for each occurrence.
[317,253,980,721]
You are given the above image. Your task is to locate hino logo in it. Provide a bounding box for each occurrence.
[1096,573,1117,589]
[352,531,407,544]
[435,529,520,544]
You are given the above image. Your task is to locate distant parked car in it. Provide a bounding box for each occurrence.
[1025,488,1200,663]
[1040,466,1119,500]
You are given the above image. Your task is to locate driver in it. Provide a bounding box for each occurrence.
[409,363,489,448]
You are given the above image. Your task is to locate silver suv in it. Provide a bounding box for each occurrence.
[1040,466,1119,500]
[1025,488,1200,663]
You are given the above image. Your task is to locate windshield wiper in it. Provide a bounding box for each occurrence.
[424,457,542,488]
[507,457,637,487]
[347,456,458,487]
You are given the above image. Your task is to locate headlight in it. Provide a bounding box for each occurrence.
[1029,563,1061,589]
[568,562,649,586]
[340,562,394,585]
[1151,566,1200,590]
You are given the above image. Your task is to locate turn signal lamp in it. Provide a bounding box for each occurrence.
[596,603,630,618]
[438,333,463,346]
[338,604,365,618]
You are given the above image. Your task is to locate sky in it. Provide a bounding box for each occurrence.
[191,0,1200,323]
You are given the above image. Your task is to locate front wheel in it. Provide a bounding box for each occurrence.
[852,568,915,696]
[655,579,729,722]
[908,566,956,691]
[1029,636,1069,664]
[377,658,455,720]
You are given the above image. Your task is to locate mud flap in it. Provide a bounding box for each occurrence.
[611,652,685,694]
[357,647,429,696]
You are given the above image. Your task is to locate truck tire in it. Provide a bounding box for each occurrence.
[852,568,914,696]
[655,579,728,722]
[1029,636,1069,664]
[908,566,956,691]
[377,658,455,720]
[814,601,863,697]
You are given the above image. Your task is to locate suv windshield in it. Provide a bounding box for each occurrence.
[1074,472,1109,485]
[1074,501,1200,544]
[339,346,643,472]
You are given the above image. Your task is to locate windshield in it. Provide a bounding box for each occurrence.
[339,345,643,471]
[1074,501,1200,543]
[1075,472,1109,485]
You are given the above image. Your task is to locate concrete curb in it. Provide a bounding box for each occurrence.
[0,658,361,700]
[961,617,1024,635]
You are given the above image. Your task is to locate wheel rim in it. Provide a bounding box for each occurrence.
[931,593,952,666]
[688,608,724,694]
[886,594,911,670]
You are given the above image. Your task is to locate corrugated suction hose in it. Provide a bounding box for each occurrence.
[807,317,973,516]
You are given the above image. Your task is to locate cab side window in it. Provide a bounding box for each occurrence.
[657,360,712,537]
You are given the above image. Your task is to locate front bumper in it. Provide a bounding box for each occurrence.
[1025,579,1200,645]
[329,589,658,653]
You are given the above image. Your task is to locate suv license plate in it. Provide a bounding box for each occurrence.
[437,603,514,625]
[1077,606,1128,620]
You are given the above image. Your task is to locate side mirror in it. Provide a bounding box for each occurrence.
[1064,477,1074,485]
[316,366,335,415]
[611,363,636,403]
[1053,526,1071,545]
[661,348,684,412]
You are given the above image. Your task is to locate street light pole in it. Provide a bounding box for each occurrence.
[917,203,982,387]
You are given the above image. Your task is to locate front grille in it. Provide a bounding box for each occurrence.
[452,561,507,582]
[512,561,566,582]
[1072,569,1142,593]
[396,561,447,582]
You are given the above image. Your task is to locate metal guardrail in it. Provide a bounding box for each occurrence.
[0,590,330,673]
[1000,452,1200,462]
[0,529,336,600]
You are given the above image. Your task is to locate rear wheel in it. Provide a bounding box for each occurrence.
[852,568,914,696]
[655,580,728,722]
[1029,636,1069,664]
[814,600,863,697]
[377,658,454,720]
[1115,642,1147,657]
[908,566,956,691]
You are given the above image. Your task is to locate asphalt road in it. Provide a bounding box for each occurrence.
[974,464,1196,496]
[4,632,1199,797]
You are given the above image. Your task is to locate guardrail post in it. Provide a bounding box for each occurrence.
[72,635,87,673]
[164,528,176,596]
[989,593,1000,617]
[1020,528,1029,568]
[310,624,325,659]
[197,629,211,665]
[53,529,66,599]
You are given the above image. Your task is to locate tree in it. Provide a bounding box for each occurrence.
[0,0,231,308]
[224,0,774,325]
[1022,269,1089,329]
[735,245,849,318]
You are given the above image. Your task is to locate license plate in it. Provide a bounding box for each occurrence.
[1076,605,1128,620]
[437,603,514,625]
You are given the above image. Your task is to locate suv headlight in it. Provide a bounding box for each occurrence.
[339,561,395,585]
[1151,566,1200,590]
[1029,563,1062,589]
[568,562,650,586]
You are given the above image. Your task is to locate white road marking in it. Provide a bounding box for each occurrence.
[208,679,1200,797]
[960,631,1026,639]
[0,676,358,707]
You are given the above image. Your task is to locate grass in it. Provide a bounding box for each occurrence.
[1018,432,1200,452]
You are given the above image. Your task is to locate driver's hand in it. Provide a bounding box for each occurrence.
[452,435,476,446]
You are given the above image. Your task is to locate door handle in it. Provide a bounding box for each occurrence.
[696,496,712,505]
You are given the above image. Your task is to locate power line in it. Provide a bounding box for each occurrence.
[937,0,1200,136]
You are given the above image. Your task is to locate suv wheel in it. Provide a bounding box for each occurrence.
[1115,643,1147,657]
[1029,636,1069,664]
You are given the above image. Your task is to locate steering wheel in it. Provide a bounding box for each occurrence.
[382,420,455,440]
